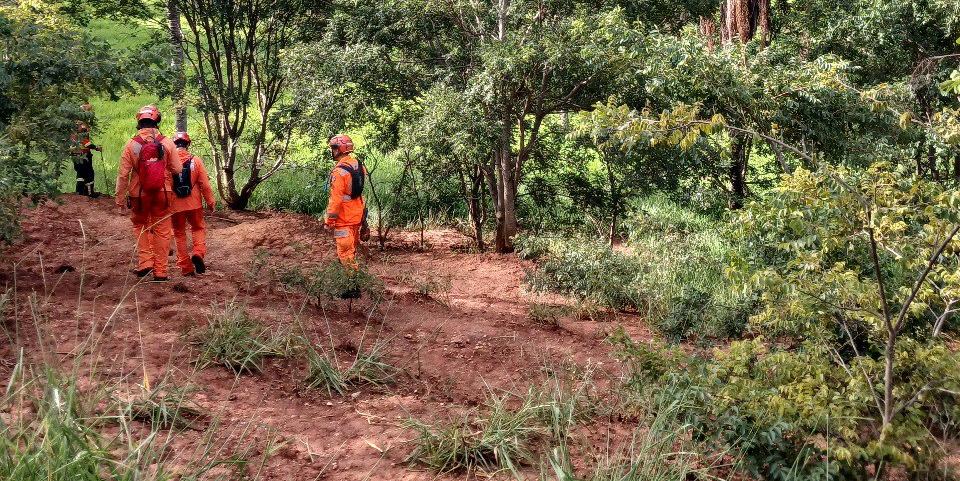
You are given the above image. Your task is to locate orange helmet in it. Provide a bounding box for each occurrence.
[173,131,192,145]
[80,103,93,112]
[135,105,162,123]
[329,134,354,157]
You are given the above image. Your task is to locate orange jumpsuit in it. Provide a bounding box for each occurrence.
[325,154,366,268]
[171,150,216,275]
[115,129,183,278]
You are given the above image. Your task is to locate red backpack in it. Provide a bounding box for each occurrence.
[131,133,167,193]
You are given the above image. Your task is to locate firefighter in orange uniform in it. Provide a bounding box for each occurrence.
[170,132,216,276]
[324,134,367,284]
[115,105,183,281]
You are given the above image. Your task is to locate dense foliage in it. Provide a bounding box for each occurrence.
[3,0,960,478]
[0,2,146,241]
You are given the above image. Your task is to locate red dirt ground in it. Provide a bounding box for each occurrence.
[0,195,650,480]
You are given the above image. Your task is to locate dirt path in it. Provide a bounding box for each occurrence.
[0,195,646,480]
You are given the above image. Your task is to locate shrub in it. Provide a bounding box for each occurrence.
[520,197,754,341]
[405,390,547,475]
[279,261,384,305]
[521,236,647,311]
[405,378,596,476]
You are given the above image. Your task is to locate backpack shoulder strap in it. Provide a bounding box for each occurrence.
[130,136,146,159]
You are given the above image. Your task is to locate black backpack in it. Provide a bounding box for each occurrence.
[173,156,193,198]
[337,158,365,199]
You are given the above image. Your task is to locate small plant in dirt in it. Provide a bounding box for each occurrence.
[304,342,399,395]
[528,303,569,328]
[304,349,348,395]
[115,381,204,430]
[404,380,595,476]
[543,383,714,481]
[279,261,384,305]
[245,248,271,289]
[399,271,452,301]
[405,390,547,475]
[193,302,294,374]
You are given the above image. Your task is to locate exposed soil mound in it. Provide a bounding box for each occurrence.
[0,195,646,480]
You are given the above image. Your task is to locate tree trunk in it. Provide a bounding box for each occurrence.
[699,16,717,50]
[167,0,188,132]
[729,132,750,209]
[493,119,518,253]
[720,0,771,45]
[457,163,486,252]
[470,169,486,252]
[882,333,896,429]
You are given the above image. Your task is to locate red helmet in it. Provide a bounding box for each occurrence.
[329,134,354,157]
[173,131,192,145]
[135,105,162,123]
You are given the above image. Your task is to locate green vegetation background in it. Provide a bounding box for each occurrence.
[77,18,350,214]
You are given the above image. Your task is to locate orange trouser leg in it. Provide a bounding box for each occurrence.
[172,209,207,274]
[334,225,360,269]
[172,211,192,274]
[130,214,155,271]
[188,209,207,258]
[131,193,173,278]
[151,212,173,278]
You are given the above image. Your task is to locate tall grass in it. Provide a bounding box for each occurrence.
[192,301,298,374]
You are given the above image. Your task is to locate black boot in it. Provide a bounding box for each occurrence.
[191,255,206,274]
[132,268,153,278]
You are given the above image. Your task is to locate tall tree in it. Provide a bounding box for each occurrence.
[179,0,324,209]
[167,0,187,131]
[290,0,633,251]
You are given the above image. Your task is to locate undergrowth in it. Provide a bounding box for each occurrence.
[193,301,299,374]
[518,196,754,342]
[114,380,204,430]
[278,261,385,306]
[404,374,595,476]
[304,341,399,395]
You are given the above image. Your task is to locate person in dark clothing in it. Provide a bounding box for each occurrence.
[71,121,103,197]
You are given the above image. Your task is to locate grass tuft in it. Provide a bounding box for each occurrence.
[303,341,398,395]
[193,302,294,374]
[115,381,204,430]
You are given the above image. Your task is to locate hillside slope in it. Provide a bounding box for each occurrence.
[0,195,644,480]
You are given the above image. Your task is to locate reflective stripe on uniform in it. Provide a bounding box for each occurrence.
[333,229,349,238]
[341,195,352,201]
[327,212,339,219]
[76,178,85,182]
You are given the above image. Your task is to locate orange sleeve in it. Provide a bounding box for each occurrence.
[194,156,216,207]
[325,168,347,225]
[115,141,136,205]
